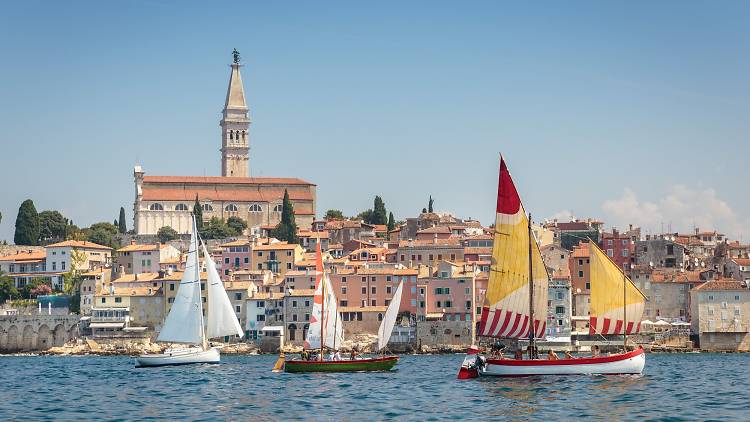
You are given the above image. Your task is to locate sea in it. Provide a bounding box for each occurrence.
[0,353,747,421]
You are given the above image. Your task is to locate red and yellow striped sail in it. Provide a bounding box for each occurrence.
[589,242,646,335]
[478,157,548,339]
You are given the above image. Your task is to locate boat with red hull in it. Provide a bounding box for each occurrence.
[459,347,645,378]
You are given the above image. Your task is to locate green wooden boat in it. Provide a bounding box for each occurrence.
[284,356,399,373]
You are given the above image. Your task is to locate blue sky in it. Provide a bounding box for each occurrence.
[1,1,749,242]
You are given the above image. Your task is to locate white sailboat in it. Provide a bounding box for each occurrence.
[135,216,243,367]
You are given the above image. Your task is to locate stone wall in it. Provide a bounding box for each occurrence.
[0,315,80,352]
[416,320,472,348]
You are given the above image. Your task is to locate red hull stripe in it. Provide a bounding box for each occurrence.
[287,356,398,365]
[485,348,645,366]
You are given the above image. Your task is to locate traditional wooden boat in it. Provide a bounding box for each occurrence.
[136,215,244,368]
[279,243,402,373]
[458,156,646,378]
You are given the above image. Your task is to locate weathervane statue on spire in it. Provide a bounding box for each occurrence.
[232,48,241,64]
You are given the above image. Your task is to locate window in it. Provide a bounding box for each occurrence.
[225,203,238,212]
[175,203,189,211]
[377,313,384,321]
[340,300,348,307]
[465,288,470,294]
[607,249,613,257]
[249,204,262,212]
[585,282,590,290]
[234,293,242,300]
[305,300,310,307]
[371,300,376,306]
[305,313,310,321]
[257,315,265,321]
[371,287,377,294]
[436,301,442,308]
[52,262,56,270]
[201,282,205,290]
[341,277,347,283]
[115,297,122,303]
[735,306,741,316]
[578,270,584,278]
[149,203,164,211]
[466,300,472,309]
[244,257,249,264]
[168,298,174,304]
[257,301,265,308]
[235,305,241,313]
[578,259,583,266]
[292,314,298,322]
[622,249,629,257]
[342,287,347,294]
[273,204,283,212]
[202,203,213,211]
[170,283,175,291]
[387,286,392,294]
[61,262,66,271]
[555,306,565,314]
[362,287,367,294]
[607,240,613,246]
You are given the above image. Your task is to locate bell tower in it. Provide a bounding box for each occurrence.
[220,49,250,177]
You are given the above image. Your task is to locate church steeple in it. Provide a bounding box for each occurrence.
[220,49,250,177]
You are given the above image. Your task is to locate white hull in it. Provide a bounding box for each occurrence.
[462,348,645,377]
[135,347,220,367]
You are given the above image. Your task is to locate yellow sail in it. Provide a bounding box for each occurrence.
[478,157,548,339]
[589,242,646,335]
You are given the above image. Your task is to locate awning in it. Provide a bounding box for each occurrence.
[89,322,125,329]
[654,320,671,326]
[261,326,283,332]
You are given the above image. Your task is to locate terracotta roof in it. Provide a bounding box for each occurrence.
[142,187,314,202]
[570,243,591,258]
[464,247,492,255]
[694,280,746,291]
[143,175,314,185]
[417,226,452,234]
[0,250,46,262]
[373,225,387,232]
[298,230,329,239]
[398,239,462,248]
[556,222,591,231]
[249,292,284,300]
[113,273,161,283]
[466,234,493,240]
[46,240,112,250]
[732,258,750,266]
[254,243,301,251]
[340,306,388,313]
[219,239,251,248]
[117,243,170,252]
[97,285,162,296]
[223,280,256,291]
[288,288,315,297]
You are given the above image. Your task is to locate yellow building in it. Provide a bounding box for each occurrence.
[251,243,304,278]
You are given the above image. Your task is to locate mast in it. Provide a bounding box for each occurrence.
[623,269,627,350]
[320,272,326,361]
[471,268,476,347]
[194,215,208,351]
[527,213,536,359]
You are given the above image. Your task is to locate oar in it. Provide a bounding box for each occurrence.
[272,351,285,372]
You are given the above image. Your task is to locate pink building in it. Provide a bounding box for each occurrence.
[328,267,419,315]
[219,239,252,279]
[416,261,485,323]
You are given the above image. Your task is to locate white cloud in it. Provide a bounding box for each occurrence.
[548,209,575,222]
[602,185,749,239]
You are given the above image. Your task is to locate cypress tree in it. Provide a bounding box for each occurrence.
[271,190,298,243]
[373,196,387,225]
[118,207,127,233]
[387,212,395,232]
[14,199,40,246]
[428,195,434,213]
[193,194,203,229]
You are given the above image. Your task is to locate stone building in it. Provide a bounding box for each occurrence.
[690,280,750,351]
[634,236,686,269]
[133,54,316,236]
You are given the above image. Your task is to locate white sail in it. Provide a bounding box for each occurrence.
[304,244,325,350]
[157,221,203,345]
[324,279,344,349]
[377,281,403,351]
[202,243,244,339]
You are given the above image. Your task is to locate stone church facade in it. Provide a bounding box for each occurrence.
[133,54,316,235]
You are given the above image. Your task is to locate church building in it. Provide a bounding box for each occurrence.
[133,53,316,235]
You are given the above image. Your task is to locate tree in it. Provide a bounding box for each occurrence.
[387,212,395,232]
[428,195,434,213]
[227,216,247,235]
[356,209,374,223]
[0,273,18,303]
[15,199,40,245]
[200,218,236,240]
[86,222,120,248]
[38,210,68,243]
[271,189,298,243]
[422,208,427,214]
[193,194,203,230]
[157,226,179,243]
[22,278,52,299]
[325,209,344,221]
[372,196,388,225]
[118,207,127,233]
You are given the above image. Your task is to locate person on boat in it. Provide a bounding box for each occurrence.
[333,350,342,361]
[547,350,559,360]
[592,345,601,357]
[513,349,523,360]
[350,348,358,361]
[564,351,575,360]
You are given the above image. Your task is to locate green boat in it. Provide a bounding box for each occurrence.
[284,356,399,373]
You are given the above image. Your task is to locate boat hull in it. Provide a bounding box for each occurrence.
[135,347,220,367]
[284,356,399,373]
[461,348,645,377]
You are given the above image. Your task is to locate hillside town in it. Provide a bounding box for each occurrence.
[1,52,749,355]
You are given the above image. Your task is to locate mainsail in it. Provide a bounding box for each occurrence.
[589,242,646,335]
[324,282,344,349]
[157,218,204,345]
[478,156,548,340]
[377,280,403,351]
[303,243,326,350]
[202,242,244,339]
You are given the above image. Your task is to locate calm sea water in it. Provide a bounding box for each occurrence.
[1,353,748,421]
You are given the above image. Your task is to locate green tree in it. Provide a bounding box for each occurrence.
[86,222,120,248]
[372,196,387,225]
[22,278,52,299]
[0,273,18,302]
[227,216,247,235]
[422,208,427,214]
[356,209,374,223]
[113,219,118,227]
[428,195,434,213]
[14,199,40,245]
[200,218,236,240]
[38,210,68,242]
[157,226,179,243]
[193,194,203,230]
[387,212,395,232]
[271,189,298,243]
[325,209,344,220]
[118,207,127,233]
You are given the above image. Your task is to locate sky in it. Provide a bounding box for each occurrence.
[1,1,749,242]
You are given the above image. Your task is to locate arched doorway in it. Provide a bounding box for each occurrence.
[53,324,66,347]
[6,325,19,351]
[288,324,297,342]
[21,325,34,351]
[37,324,51,350]
[303,324,309,341]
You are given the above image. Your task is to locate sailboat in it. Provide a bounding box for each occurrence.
[135,216,244,367]
[282,243,400,373]
[458,156,646,378]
